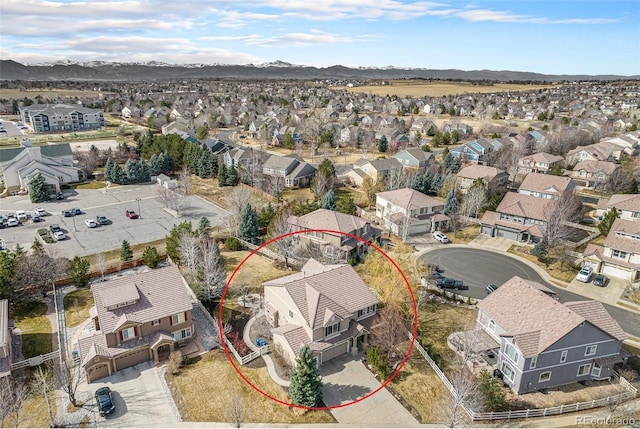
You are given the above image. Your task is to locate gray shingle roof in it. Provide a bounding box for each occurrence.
[377,188,444,211]
[290,209,370,233]
[518,172,573,196]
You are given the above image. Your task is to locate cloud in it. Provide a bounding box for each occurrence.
[199,30,379,47]
[456,8,618,24]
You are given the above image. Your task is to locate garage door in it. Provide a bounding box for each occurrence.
[496,229,519,241]
[115,348,150,370]
[320,341,349,366]
[602,264,632,280]
[410,223,428,235]
[87,363,110,383]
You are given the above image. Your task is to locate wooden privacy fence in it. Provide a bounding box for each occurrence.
[236,238,304,269]
[238,183,276,202]
[408,332,638,422]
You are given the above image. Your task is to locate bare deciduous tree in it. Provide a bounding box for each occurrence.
[196,238,227,302]
[369,303,409,361]
[269,207,298,268]
[543,190,583,246]
[224,390,251,428]
[225,186,253,231]
[33,363,55,429]
[95,252,107,281]
[56,353,82,407]
[178,230,200,274]
[434,368,481,428]
[310,169,334,199]
[179,165,191,194]
[0,376,28,427]
[157,186,190,216]
[461,183,488,219]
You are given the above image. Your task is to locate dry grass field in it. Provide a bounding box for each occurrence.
[343,80,558,98]
[223,250,294,294]
[0,88,115,99]
[167,349,336,424]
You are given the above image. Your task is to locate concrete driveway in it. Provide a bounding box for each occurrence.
[82,361,178,427]
[320,355,420,427]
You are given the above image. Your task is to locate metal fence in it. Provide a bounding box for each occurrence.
[408,332,638,421]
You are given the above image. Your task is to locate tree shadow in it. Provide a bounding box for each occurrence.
[321,381,371,405]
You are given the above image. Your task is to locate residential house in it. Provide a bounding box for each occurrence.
[0,300,13,379]
[344,158,403,186]
[391,149,435,174]
[443,122,473,135]
[450,139,495,164]
[565,142,625,165]
[569,160,620,190]
[376,188,448,237]
[456,165,509,195]
[584,218,640,281]
[596,194,640,221]
[264,259,379,366]
[0,139,80,196]
[288,209,382,260]
[475,276,627,394]
[518,173,574,200]
[262,155,316,188]
[77,266,194,383]
[20,104,105,133]
[516,152,564,176]
[480,192,553,242]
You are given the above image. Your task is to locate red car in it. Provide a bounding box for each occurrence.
[125,209,139,219]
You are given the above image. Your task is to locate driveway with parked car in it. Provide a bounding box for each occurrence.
[0,183,229,257]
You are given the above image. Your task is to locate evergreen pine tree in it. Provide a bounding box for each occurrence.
[161,151,174,174]
[335,195,357,215]
[258,203,275,228]
[125,159,139,182]
[598,207,619,236]
[68,256,91,287]
[104,158,114,182]
[166,221,194,263]
[289,345,323,408]
[218,164,228,186]
[237,203,259,244]
[197,151,214,178]
[444,188,459,215]
[139,159,150,182]
[142,246,161,268]
[198,216,211,237]
[31,237,44,254]
[227,166,239,186]
[378,135,388,153]
[29,172,49,203]
[120,240,133,262]
[149,153,161,176]
[321,189,336,210]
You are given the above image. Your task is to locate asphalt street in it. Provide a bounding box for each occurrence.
[423,247,640,337]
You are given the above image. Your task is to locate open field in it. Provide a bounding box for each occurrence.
[167,349,336,424]
[0,88,116,99]
[343,80,559,98]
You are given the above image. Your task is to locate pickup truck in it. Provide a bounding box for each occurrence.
[436,277,467,290]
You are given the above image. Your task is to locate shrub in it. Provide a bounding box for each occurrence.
[228,331,249,356]
[478,369,506,411]
[365,346,391,379]
[168,351,183,375]
[531,241,547,260]
[348,254,361,266]
[224,237,243,251]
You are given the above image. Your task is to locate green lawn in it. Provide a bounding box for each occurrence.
[11,300,52,358]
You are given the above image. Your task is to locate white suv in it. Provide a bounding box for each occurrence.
[432,231,449,243]
[16,210,27,221]
[576,266,593,283]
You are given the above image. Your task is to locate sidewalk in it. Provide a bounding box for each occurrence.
[243,307,290,387]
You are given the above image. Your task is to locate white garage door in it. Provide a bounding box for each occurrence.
[410,223,429,235]
[601,264,632,280]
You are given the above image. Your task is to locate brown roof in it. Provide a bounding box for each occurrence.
[90,266,192,335]
[598,194,640,212]
[564,301,626,341]
[518,172,573,196]
[495,192,553,221]
[478,276,586,357]
[264,259,378,330]
[457,165,506,181]
[289,208,370,234]
[521,152,563,164]
[100,282,140,308]
[377,187,444,211]
[604,218,640,255]
[273,324,309,357]
[572,160,619,175]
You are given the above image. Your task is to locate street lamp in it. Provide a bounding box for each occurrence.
[136,198,141,218]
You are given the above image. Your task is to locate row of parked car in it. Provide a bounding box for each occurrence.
[576,266,609,287]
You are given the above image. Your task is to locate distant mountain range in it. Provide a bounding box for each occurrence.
[0,59,637,82]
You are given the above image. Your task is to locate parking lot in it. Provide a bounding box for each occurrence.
[0,183,229,258]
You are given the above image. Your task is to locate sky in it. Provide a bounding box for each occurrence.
[1,0,639,76]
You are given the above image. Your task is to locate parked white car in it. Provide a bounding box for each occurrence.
[576,266,593,282]
[34,208,47,217]
[85,219,97,228]
[53,230,66,241]
[432,231,449,243]
[16,210,27,221]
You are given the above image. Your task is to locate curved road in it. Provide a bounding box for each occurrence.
[422,247,640,337]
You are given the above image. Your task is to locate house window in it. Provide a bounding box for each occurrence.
[504,343,519,364]
[325,322,340,337]
[560,350,568,363]
[539,372,551,382]
[501,362,515,382]
[357,304,377,318]
[172,327,192,341]
[488,319,496,332]
[171,312,186,325]
[151,319,161,326]
[121,327,136,341]
[592,363,602,378]
[585,345,597,356]
[612,249,627,259]
[577,363,591,376]
[288,310,294,319]
[530,356,537,369]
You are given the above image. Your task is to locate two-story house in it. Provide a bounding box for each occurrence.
[376,188,448,237]
[596,194,640,221]
[518,173,574,200]
[450,139,495,164]
[77,266,194,383]
[516,152,564,176]
[346,158,404,186]
[262,155,316,188]
[0,300,13,379]
[569,160,620,190]
[456,165,509,195]
[264,259,379,367]
[565,142,625,165]
[584,218,640,281]
[480,192,553,242]
[288,209,382,261]
[476,276,627,394]
[391,149,435,174]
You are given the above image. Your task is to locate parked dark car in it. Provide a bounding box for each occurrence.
[94,386,115,417]
[96,215,112,225]
[55,192,64,200]
[125,209,139,219]
[71,207,82,215]
[50,224,62,233]
[32,214,42,223]
[62,210,73,217]
[593,274,608,287]
[436,278,467,290]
